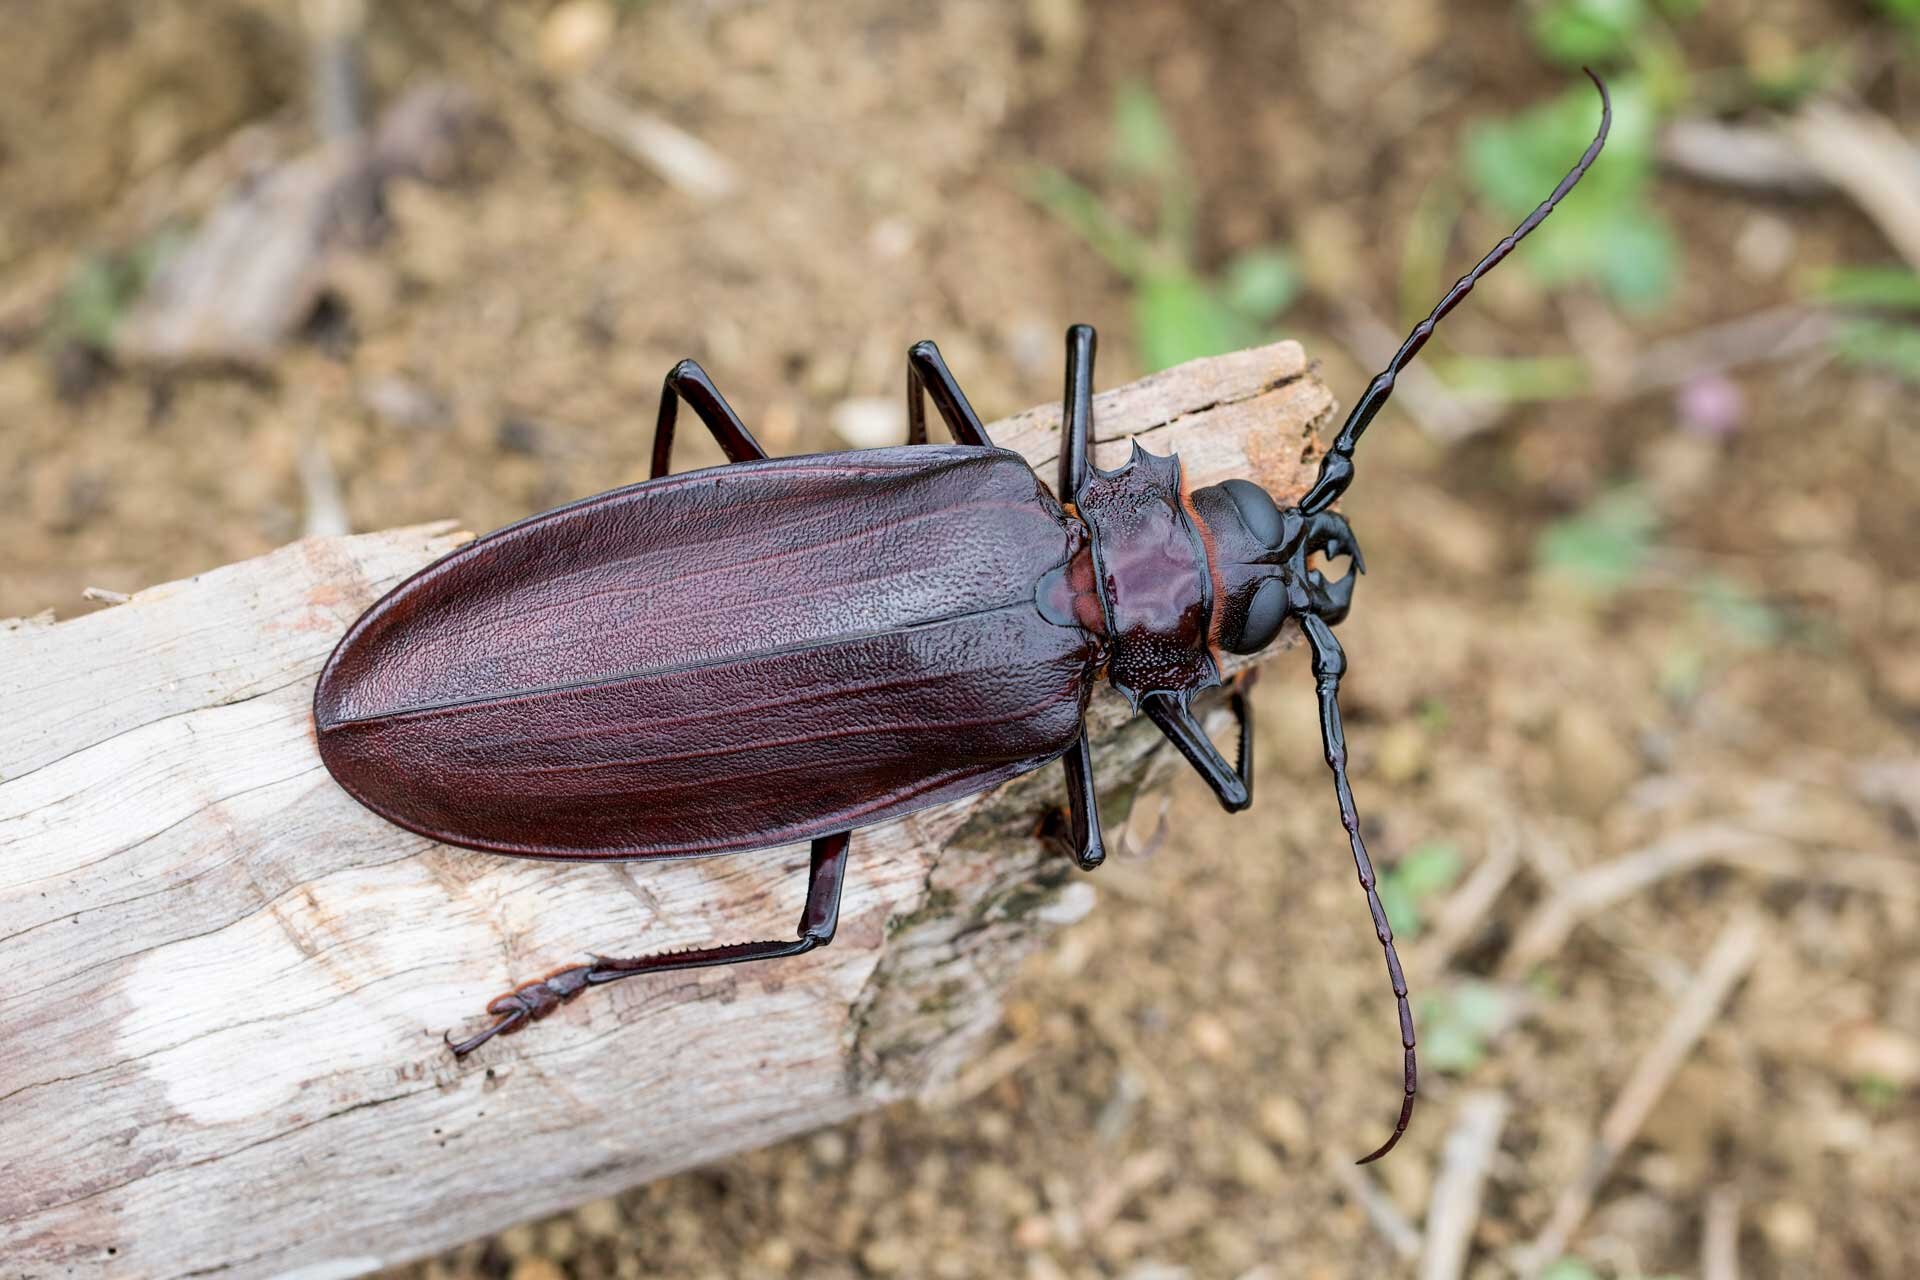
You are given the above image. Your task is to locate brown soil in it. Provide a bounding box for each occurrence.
[4,2,1916,1277]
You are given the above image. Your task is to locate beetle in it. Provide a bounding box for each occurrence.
[314,74,1609,1162]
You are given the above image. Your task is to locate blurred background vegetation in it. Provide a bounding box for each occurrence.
[2,1,1916,1277]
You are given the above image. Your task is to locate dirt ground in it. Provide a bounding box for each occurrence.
[4,1,1917,1277]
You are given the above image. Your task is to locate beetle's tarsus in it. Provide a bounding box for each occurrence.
[446,1004,525,1058]
[446,963,600,1058]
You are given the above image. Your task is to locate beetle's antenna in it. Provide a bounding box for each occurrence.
[1301,70,1611,517]
[1299,613,1416,1163]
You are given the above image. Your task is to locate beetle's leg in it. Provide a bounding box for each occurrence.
[1141,689,1253,813]
[1298,613,1416,1164]
[650,358,768,479]
[905,340,994,447]
[1058,324,1097,499]
[446,831,851,1058]
[1055,730,1107,871]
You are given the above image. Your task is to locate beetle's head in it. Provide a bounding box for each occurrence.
[1189,478,1364,654]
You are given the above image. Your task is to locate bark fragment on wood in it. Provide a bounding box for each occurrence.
[0,343,1331,1278]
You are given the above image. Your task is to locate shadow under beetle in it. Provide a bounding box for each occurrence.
[314,75,1610,1162]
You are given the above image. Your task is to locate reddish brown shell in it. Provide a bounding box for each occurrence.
[314,446,1099,859]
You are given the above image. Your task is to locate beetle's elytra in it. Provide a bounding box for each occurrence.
[315,74,1611,1162]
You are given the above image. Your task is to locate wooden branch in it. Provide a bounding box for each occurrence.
[0,343,1331,1278]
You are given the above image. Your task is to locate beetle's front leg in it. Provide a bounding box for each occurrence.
[1058,324,1097,500]
[447,831,852,1057]
[1141,681,1255,813]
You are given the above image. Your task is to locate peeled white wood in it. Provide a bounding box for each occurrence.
[0,342,1331,1279]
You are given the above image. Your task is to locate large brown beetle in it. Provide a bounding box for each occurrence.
[315,75,1609,1161]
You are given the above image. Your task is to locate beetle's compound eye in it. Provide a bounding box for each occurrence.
[1221,478,1285,548]
[1227,575,1289,654]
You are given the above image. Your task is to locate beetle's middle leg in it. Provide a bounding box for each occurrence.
[446,831,851,1057]
[1054,731,1107,871]
[650,358,768,478]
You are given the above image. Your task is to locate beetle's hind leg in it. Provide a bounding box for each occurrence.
[650,358,769,478]
[446,831,851,1057]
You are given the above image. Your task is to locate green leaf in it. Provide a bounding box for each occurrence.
[1658,644,1706,703]
[1222,247,1302,321]
[1436,353,1590,400]
[1816,265,1920,311]
[1133,272,1255,372]
[1832,316,1920,382]
[1694,576,1784,648]
[1856,1073,1903,1112]
[1538,1261,1603,1280]
[1419,981,1512,1075]
[49,227,184,349]
[52,255,131,348]
[1535,488,1659,593]
[1111,80,1178,181]
[1023,167,1155,279]
[1596,207,1679,309]
[1530,0,1648,66]
[1376,842,1465,942]
[1398,842,1464,899]
[1376,878,1419,945]
[1465,77,1675,308]
[1423,1016,1487,1073]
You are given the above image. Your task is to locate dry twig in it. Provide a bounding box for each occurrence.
[1333,304,1503,441]
[1702,1184,1742,1280]
[1514,914,1764,1277]
[1504,807,1919,975]
[1419,1091,1511,1280]
[1659,118,1832,195]
[1326,1156,1424,1263]
[1789,101,1920,273]
[560,80,741,200]
[1416,830,1522,975]
[1503,823,1789,974]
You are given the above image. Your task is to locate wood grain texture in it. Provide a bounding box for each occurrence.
[0,342,1331,1279]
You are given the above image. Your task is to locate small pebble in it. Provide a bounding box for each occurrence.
[1188,1013,1234,1061]
[860,1235,913,1273]
[497,1224,539,1259]
[830,396,903,449]
[1760,1199,1817,1256]
[1550,702,1639,818]
[755,1237,797,1270]
[539,0,616,76]
[575,1197,622,1238]
[1830,1021,1920,1088]
[1375,720,1428,786]
[1257,1095,1308,1149]
[811,1130,849,1167]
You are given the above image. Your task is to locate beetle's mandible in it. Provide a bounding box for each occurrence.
[314,75,1610,1162]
